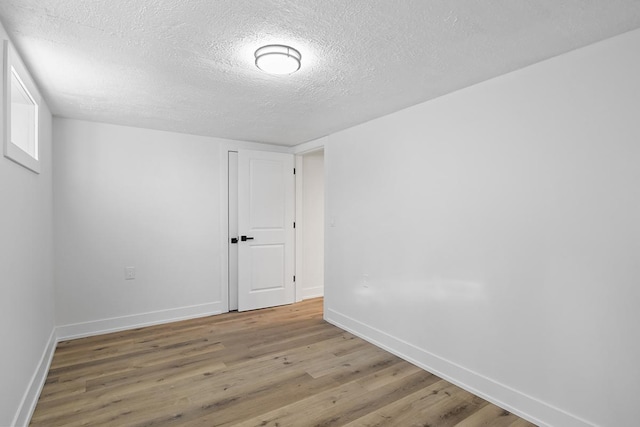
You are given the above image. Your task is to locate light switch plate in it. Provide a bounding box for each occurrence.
[125,266,136,280]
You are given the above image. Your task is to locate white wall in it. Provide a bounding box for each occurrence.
[54,119,223,336]
[53,119,288,337]
[324,28,640,427]
[300,149,324,299]
[0,26,56,426]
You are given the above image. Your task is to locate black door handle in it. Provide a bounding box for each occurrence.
[241,235,254,241]
[230,237,239,244]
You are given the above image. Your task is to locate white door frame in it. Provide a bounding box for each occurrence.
[228,151,239,311]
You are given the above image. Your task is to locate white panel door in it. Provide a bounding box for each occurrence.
[237,150,295,311]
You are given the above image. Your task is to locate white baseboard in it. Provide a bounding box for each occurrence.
[12,329,57,427]
[301,286,324,300]
[56,301,224,341]
[325,308,594,427]
[12,302,224,426]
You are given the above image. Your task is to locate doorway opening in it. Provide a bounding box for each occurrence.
[295,148,325,301]
[227,148,324,312]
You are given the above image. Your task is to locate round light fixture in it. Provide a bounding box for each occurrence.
[254,44,301,75]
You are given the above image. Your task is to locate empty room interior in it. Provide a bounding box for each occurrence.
[1,2,640,426]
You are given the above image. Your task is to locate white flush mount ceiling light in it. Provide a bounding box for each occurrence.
[254,44,301,75]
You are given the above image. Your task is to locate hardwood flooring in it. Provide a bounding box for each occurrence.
[31,298,536,426]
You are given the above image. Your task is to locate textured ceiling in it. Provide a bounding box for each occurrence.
[1,1,640,146]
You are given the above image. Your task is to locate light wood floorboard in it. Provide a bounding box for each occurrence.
[31,298,537,426]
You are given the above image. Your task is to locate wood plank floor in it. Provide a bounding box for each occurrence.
[31,298,537,426]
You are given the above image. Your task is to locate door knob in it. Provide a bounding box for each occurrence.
[241,235,254,241]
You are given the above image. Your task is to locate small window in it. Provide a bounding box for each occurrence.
[3,40,41,173]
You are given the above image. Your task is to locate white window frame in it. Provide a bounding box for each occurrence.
[3,40,41,174]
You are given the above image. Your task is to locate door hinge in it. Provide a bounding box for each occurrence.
[293,168,296,175]
[293,275,296,282]
[293,221,296,229]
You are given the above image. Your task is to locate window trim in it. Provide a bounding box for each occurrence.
[3,40,41,174]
